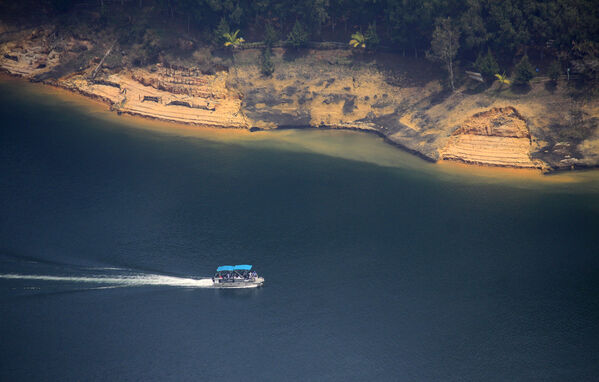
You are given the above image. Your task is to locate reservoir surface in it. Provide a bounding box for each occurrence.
[1,79,599,381]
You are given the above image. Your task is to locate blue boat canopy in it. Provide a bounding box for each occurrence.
[234,264,252,271]
[217,265,235,272]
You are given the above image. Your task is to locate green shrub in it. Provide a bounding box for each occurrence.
[264,24,278,48]
[213,18,230,46]
[364,22,380,49]
[474,49,499,82]
[261,48,274,76]
[513,54,534,87]
[287,21,309,48]
[547,60,561,83]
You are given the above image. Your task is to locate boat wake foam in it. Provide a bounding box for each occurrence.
[0,273,214,288]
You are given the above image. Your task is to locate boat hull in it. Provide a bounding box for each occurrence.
[213,277,264,288]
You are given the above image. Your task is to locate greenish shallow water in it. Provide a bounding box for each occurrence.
[1,79,599,381]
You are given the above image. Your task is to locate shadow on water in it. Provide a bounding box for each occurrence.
[213,288,263,300]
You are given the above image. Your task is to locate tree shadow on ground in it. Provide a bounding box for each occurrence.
[544,81,557,93]
[463,81,492,95]
[211,49,234,68]
[426,88,453,106]
[568,83,599,101]
[283,48,309,61]
[349,50,369,62]
[510,84,532,95]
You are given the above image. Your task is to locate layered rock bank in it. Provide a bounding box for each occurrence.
[439,107,541,168]
[2,24,598,173]
[63,67,247,128]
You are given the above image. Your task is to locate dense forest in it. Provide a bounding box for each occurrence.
[2,0,598,82]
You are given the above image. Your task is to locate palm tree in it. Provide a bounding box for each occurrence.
[494,73,511,89]
[349,31,366,48]
[223,30,245,49]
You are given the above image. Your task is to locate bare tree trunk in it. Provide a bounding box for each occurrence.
[91,42,116,80]
[431,17,460,92]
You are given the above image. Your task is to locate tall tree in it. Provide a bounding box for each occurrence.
[474,48,499,82]
[428,17,461,91]
[309,0,330,35]
[460,0,489,50]
[213,17,230,46]
[571,41,599,84]
[287,20,309,48]
[364,22,379,49]
[513,54,535,86]
[487,0,530,54]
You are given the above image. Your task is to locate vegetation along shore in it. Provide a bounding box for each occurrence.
[1,0,598,173]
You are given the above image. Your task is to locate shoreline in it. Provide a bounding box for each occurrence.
[270,123,438,164]
[1,22,598,173]
[2,71,598,181]
[2,69,442,166]
[0,71,251,132]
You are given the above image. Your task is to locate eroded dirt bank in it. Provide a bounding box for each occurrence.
[2,24,598,173]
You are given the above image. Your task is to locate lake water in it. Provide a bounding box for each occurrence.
[1,78,599,381]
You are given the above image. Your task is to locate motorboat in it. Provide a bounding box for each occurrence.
[212,265,264,288]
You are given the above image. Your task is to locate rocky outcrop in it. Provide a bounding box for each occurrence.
[0,32,246,128]
[439,107,541,168]
[61,67,247,128]
[0,28,61,77]
[451,107,530,138]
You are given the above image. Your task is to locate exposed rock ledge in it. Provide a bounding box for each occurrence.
[439,107,543,169]
[61,68,248,129]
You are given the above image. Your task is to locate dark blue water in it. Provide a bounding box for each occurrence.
[1,80,599,381]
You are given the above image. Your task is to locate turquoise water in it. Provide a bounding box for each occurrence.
[1,79,599,381]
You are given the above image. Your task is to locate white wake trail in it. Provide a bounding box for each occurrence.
[0,273,213,288]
